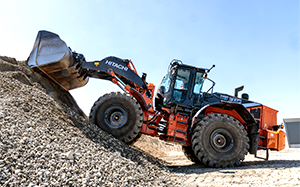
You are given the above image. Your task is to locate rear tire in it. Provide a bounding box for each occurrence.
[192,114,249,167]
[89,92,143,144]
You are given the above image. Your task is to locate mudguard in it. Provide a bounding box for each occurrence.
[192,102,257,128]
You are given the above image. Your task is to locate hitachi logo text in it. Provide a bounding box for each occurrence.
[105,60,128,71]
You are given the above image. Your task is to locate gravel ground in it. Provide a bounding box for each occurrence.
[162,148,300,187]
[134,135,300,187]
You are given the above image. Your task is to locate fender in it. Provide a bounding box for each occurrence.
[191,102,256,130]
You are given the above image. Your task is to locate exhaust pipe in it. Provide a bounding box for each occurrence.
[234,85,244,97]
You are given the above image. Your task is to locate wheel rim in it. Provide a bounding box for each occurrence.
[210,129,234,153]
[104,106,128,129]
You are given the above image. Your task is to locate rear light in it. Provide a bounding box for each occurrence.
[279,124,284,129]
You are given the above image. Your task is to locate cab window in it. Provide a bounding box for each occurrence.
[193,72,204,94]
[173,68,191,103]
[174,68,190,90]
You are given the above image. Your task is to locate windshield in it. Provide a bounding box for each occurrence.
[160,70,172,93]
[174,68,191,90]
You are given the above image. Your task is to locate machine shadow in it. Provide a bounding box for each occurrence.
[166,159,300,175]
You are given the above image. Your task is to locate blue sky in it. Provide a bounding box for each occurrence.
[0,0,299,123]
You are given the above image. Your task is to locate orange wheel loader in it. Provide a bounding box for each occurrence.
[27,30,286,167]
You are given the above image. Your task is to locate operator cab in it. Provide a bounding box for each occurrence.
[155,60,206,112]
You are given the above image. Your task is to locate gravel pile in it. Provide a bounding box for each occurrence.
[0,56,182,186]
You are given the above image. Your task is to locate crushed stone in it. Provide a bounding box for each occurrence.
[0,56,183,186]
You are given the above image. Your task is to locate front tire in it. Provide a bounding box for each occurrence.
[192,114,249,167]
[89,92,143,144]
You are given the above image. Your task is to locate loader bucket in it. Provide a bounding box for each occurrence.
[27,30,88,90]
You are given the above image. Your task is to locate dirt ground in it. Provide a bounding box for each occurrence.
[134,135,300,187]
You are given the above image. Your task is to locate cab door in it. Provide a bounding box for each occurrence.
[172,68,191,104]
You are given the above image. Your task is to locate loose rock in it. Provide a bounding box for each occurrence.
[0,56,181,186]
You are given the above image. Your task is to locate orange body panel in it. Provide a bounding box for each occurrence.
[261,106,278,129]
[205,106,246,124]
[247,105,286,151]
[129,83,156,113]
[140,112,189,144]
[140,123,156,135]
[166,113,189,141]
[140,110,157,135]
[277,130,286,151]
[258,129,286,151]
[247,105,278,130]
